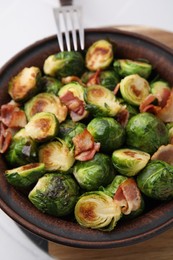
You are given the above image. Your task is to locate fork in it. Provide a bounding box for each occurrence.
[53,0,85,52]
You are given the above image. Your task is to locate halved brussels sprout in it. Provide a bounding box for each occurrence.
[87,117,125,153]
[166,122,173,143]
[113,59,152,79]
[112,148,150,176]
[58,82,85,101]
[74,191,122,231]
[73,153,115,191]
[5,163,45,188]
[137,160,173,200]
[5,136,38,167]
[25,112,59,142]
[39,76,63,95]
[8,66,41,102]
[85,39,113,71]
[24,92,67,123]
[119,74,150,106]
[39,138,75,172]
[126,112,168,154]
[85,85,121,117]
[43,51,85,77]
[150,80,171,96]
[29,173,79,217]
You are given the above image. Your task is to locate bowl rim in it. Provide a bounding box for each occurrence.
[1,27,173,249]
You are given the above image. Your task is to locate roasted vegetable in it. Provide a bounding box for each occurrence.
[113,59,152,79]
[5,136,38,167]
[100,175,128,197]
[24,92,67,123]
[25,112,59,142]
[39,138,75,172]
[126,112,168,154]
[119,74,150,106]
[112,148,150,176]
[137,160,173,200]
[75,191,122,231]
[39,76,63,95]
[29,173,79,217]
[73,153,114,191]
[85,39,114,71]
[85,85,121,117]
[87,117,125,153]
[5,163,45,188]
[43,51,84,77]
[8,66,41,102]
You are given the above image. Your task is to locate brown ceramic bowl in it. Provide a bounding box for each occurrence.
[0,28,173,249]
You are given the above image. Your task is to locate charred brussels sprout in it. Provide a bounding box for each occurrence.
[113,59,152,79]
[126,112,168,154]
[85,39,113,71]
[5,163,45,189]
[73,153,114,191]
[39,139,75,172]
[5,136,37,167]
[119,74,150,106]
[137,160,173,200]
[112,148,150,176]
[87,117,125,153]
[85,85,121,117]
[25,112,59,142]
[43,51,84,77]
[24,92,67,123]
[75,191,122,231]
[39,76,63,95]
[29,173,79,217]
[8,66,41,102]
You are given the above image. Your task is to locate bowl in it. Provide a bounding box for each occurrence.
[1,28,173,249]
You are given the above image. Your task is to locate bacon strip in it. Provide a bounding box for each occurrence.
[72,129,100,161]
[114,178,142,215]
[0,101,27,128]
[0,122,12,153]
[157,89,173,122]
[86,70,100,86]
[151,144,173,165]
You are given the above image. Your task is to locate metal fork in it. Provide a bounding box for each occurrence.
[53,0,84,51]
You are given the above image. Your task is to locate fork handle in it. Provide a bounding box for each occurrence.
[59,0,72,6]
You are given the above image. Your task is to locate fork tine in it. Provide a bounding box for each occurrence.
[53,5,85,52]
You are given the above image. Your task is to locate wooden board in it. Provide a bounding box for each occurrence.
[48,26,173,260]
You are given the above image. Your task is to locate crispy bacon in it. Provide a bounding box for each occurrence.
[157,89,173,122]
[114,178,142,215]
[116,107,129,127]
[0,122,12,153]
[72,129,100,161]
[0,101,27,128]
[86,70,100,86]
[151,144,173,165]
[113,83,120,95]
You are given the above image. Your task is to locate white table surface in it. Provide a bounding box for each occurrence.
[1,0,173,259]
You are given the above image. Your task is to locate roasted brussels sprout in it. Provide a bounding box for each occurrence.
[5,136,37,167]
[100,175,128,197]
[24,92,67,123]
[113,59,152,79]
[5,163,45,188]
[74,191,122,231]
[39,138,75,172]
[126,112,168,154]
[29,173,79,217]
[39,76,63,95]
[137,160,173,200]
[85,39,114,71]
[85,85,121,117]
[112,148,150,176]
[43,51,85,77]
[8,66,41,102]
[25,112,59,142]
[166,122,173,143]
[150,80,171,96]
[119,74,150,106]
[58,82,85,101]
[73,153,114,191]
[87,117,125,153]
